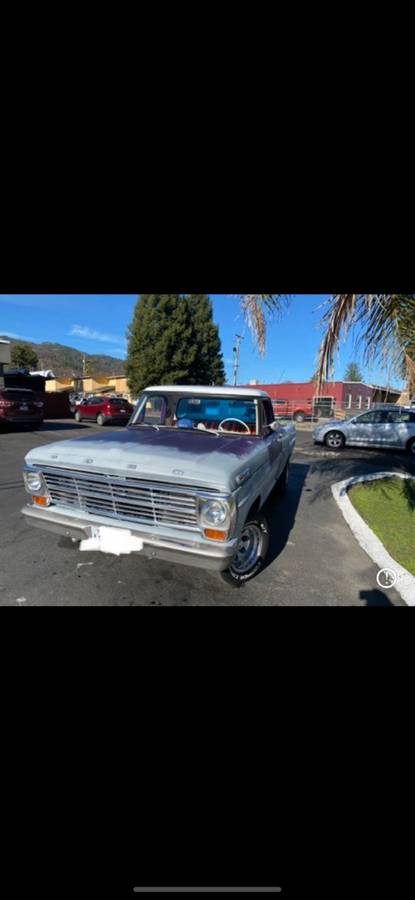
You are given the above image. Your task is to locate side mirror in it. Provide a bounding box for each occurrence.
[350,418,357,425]
[270,420,281,432]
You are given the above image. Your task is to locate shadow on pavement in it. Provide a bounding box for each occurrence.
[0,421,91,434]
[308,450,415,504]
[359,588,395,607]
[263,461,310,571]
[38,422,126,431]
[39,421,91,431]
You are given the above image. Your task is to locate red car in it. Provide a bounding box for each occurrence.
[74,395,134,426]
[0,387,44,428]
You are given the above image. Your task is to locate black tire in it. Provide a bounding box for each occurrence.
[407,437,415,457]
[293,411,306,423]
[324,430,345,450]
[274,462,289,496]
[97,413,106,426]
[221,513,270,587]
[75,411,82,423]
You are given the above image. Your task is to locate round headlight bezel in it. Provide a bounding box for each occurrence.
[24,470,45,494]
[200,498,229,528]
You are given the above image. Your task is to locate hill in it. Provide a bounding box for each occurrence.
[0,336,126,378]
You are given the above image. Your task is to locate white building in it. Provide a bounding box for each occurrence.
[0,338,11,365]
[0,339,11,387]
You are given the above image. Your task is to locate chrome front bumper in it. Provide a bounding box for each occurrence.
[22,504,238,572]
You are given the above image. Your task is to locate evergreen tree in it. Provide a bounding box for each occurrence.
[344,361,363,382]
[10,342,39,370]
[126,295,225,397]
[186,294,225,386]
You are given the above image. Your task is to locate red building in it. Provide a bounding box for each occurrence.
[241,381,393,421]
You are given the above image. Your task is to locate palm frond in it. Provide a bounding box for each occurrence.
[405,352,415,395]
[316,294,415,391]
[238,293,415,394]
[240,295,291,355]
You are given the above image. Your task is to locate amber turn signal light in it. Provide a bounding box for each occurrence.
[32,496,50,507]
[204,528,228,542]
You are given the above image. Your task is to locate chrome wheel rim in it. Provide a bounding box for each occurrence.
[327,433,343,449]
[231,524,263,575]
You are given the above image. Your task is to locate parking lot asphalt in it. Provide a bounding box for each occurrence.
[1,419,414,606]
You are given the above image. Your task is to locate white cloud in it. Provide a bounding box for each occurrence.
[69,325,126,346]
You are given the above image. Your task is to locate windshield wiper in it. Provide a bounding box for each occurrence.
[130,423,160,432]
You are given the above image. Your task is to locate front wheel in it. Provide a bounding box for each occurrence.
[221,514,270,587]
[75,411,82,423]
[294,411,306,423]
[324,430,345,450]
[407,437,415,456]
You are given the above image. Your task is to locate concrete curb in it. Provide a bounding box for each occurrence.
[331,472,415,607]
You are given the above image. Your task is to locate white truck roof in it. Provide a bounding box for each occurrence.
[144,385,271,399]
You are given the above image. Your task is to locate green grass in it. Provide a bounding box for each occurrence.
[349,477,415,575]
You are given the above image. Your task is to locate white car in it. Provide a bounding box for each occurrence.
[314,406,415,454]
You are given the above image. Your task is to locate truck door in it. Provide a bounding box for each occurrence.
[262,400,283,490]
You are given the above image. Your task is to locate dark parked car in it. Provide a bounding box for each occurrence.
[0,388,44,429]
[74,396,134,426]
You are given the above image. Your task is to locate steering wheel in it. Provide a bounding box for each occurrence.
[218,418,251,434]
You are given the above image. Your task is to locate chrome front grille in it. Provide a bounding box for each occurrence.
[41,467,200,531]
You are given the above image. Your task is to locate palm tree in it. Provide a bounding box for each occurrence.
[240,294,415,393]
[317,294,415,391]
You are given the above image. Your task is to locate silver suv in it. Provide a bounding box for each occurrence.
[314,406,415,454]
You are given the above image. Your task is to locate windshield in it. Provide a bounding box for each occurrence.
[176,397,258,434]
[131,394,259,434]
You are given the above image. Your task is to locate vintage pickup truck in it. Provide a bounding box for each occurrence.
[22,386,296,585]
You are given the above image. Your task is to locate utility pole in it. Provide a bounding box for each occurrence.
[233,334,244,386]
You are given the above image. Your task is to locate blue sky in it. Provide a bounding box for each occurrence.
[0,294,403,387]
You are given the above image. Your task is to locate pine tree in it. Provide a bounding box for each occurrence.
[344,361,363,382]
[186,294,225,386]
[126,295,225,397]
[10,342,39,370]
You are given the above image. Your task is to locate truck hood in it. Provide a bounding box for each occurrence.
[25,427,262,492]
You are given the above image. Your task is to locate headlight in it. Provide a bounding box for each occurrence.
[24,469,46,495]
[200,499,229,527]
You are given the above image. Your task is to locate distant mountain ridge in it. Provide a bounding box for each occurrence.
[0,336,126,378]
